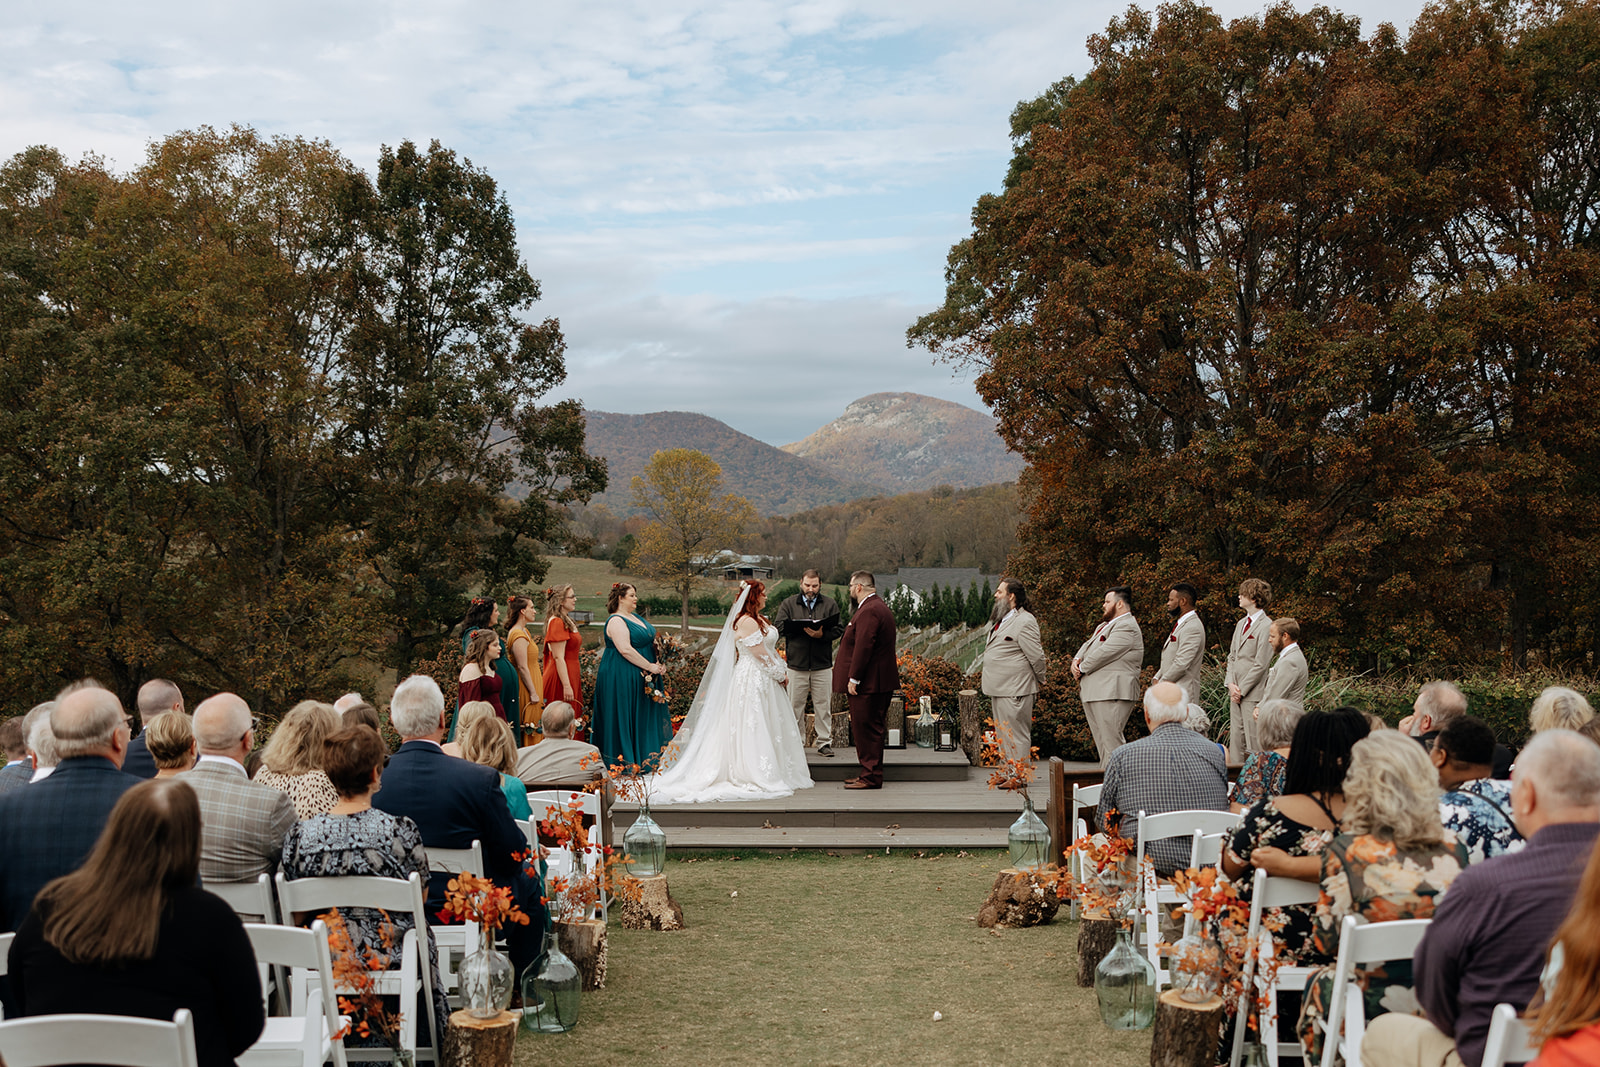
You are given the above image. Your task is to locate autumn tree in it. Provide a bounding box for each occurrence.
[630,449,756,632]
[909,0,1600,670]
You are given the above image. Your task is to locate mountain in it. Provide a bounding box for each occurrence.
[581,410,884,516]
[780,392,1022,491]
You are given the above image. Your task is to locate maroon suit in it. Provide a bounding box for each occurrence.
[832,593,900,786]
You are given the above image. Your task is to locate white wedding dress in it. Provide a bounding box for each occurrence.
[649,620,814,804]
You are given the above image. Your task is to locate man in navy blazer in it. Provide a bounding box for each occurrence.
[374,674,545,973]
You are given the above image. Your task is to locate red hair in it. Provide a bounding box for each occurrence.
[1532,839,1600,1041]
[737,581,768,633]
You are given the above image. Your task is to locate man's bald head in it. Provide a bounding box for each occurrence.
[1511,729,1600,838]
[51,687,129,761]
[1144,681,1188,726]
[136,679,184,723]
[193,693,253,754]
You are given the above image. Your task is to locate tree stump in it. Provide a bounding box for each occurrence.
[619,873,685,930]
[443,1009,517,1067]
[831,693,851,747]
[958,689,983,765]
[555,919,607,991]
[976,866,1061,928]
[1150,990,1225,1067]
[1076,911,1119,986]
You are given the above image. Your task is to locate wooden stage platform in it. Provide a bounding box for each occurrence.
[609,747,1103,851]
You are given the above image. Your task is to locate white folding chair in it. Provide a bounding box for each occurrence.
[1136,809,1242,984]
[1068,783,1103,920]
[528,790,607,921]
[426,840,483,1004]
[0,929,10,1020]
[1229,867,1323,1067]
[0,1008,200,1067]
[240,920,349,1067]
[1481,1003,1537,1067]
[274,872,439,1065]
[1318,916,1432,1067]
[205,873,278,923]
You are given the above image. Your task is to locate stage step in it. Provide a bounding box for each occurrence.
[804,745,971,782]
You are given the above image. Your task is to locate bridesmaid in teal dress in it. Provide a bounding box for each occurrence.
[592,582,672,769]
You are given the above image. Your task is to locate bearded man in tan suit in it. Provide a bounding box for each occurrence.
[1223,578,1275,761]
[1259,617,1308,710]
[1155,583,1206,704]
[1072,586,1144,763]
[981,578,1048,762]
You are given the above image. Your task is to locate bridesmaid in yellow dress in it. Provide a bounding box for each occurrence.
[506,595,544,744]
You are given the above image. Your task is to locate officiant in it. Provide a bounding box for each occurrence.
[774,570,846,757]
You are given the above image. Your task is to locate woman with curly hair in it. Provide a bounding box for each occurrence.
[541,584,585,739]
[591,582,669,768]
[254,701,341,819]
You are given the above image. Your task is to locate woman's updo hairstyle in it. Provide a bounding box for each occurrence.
[607,583,635,614]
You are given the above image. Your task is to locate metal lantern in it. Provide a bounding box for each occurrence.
[935,706,957,752]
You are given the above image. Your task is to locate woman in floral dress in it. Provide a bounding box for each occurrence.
[1296,731,1469,1062]
[1231,698,1306,812]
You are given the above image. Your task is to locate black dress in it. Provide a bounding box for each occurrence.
[9,885,264,1067]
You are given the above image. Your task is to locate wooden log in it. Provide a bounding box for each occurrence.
[1046,757,1069,869]
[619,872,685,931]
[958,689,983,765]
[555,919,608,991]
[1076,912,1119,987]
[443,1009,517,1067]
[831,693,851,747]
[1150,990,1226,1067]
[975,866,1061,929]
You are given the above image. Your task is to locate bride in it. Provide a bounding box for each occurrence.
[650,580,814,804]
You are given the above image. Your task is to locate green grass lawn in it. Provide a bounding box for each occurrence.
[512,850,1153,1067]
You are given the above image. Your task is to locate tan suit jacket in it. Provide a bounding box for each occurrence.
[1074,613,1143,703]
[1224,613,1274,710]
[1156,612,1206,703]
[1261,643,1308,708]
[981,609,1048,697]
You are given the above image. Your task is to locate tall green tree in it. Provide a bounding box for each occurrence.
[630,449,756,633]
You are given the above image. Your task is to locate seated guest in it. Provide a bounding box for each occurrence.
[280,725,449,1043]
[1530,687,1595,734]
[340,700,386,741]
[26,708,59,783]
[1224,707,1370,964]
[374,674,545,978]
[1433,715,1522,864]
[517,701,603,787]
[1405,680,1514,779]
[441,701,496,758]
[0,685,139,932]
[1098,681,1229,876]
[9,779,263,1067]
[459,713,532,820]
[1527,823,1600,1066]
[1297,731,1469,1063]
[254,700,341,819]
[1183,703,1228,761]
[144,711,196,778]
[177,694,295,885]
[0,715,29,792]
[125,678,184,780]
[1361,729,1600,1067]
[333,691,365,713]
[1232,698,1305,812]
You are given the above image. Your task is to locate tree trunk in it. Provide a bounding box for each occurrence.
[680,581,691,636]
[442,1009,517,1067]
[958,689,983,764]
[619,873,685,931]
[976,866,1061,929]
[831,693,851,747]
[555,919,607,991]
[1150,990,1225,1067]
[1076,912,1119,986]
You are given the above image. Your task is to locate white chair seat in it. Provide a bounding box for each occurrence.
[238,1015,341,1067]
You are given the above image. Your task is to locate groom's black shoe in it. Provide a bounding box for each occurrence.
[817,744,834,757]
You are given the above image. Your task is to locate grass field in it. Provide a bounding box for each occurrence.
[511,850,1152,1067]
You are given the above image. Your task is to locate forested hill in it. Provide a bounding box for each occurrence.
[581,410,884,516]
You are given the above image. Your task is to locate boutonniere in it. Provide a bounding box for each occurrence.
[1169,635,1177,643]
[1098,635,1107,642]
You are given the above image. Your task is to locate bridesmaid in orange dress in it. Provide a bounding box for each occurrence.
[542,584,586,741]
[505,594,543,743]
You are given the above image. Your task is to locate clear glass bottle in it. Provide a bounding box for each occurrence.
[521,929,581,1033]
[458,928,514,1018]
[1094,924,1157,1029]
[1170,929,1223,1003]
[1007,792,1050,870]
[914,696,938,748]
[624,802,667,878]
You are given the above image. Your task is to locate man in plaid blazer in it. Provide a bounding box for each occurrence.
[178,693,295,885]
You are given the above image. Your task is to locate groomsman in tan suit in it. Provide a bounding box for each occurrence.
[981,578,1048,762]
[1223,578,1275,761]
[1155,583,1206,704]
[1259,617,1308,710]
[1072,586,1144,763]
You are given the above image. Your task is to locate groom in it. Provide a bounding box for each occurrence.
[834,570,900,790]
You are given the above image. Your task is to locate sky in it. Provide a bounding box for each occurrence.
[1,0,1430,445]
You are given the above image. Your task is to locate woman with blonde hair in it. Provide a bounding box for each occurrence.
[144,711,196,778]
[254,700,341,819]
[1297,730,1469,1061]
[1530,687,1596,734]
[442,701,496,758]
[458,714,532,820]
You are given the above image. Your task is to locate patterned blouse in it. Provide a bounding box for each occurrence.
[1234,750,1289,810]
[254,768,340,821]
[1297,832,1469,1063]
[1226,797,1336,966]
[1439,778,1522,865]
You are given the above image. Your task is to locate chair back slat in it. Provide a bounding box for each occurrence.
[242,919,349,1067]
[1481,1003,1536,1067]
[204,873,277,922]
[0,1009,200,1067]
[427,841,484,877]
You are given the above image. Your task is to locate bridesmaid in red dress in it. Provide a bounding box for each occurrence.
[457,628,505,721]
[541,584,586,740]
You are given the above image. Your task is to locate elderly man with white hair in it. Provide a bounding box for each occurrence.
[24,706,59,783]
[177,693,295,887]
[1365,729,1600,1067]
[0,683,139,933]
[1097,680,1230,875]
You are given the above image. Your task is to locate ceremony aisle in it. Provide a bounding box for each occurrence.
[513,849,1150,1066]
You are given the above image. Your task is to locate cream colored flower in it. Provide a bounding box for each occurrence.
[1379,984,1420,1016]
